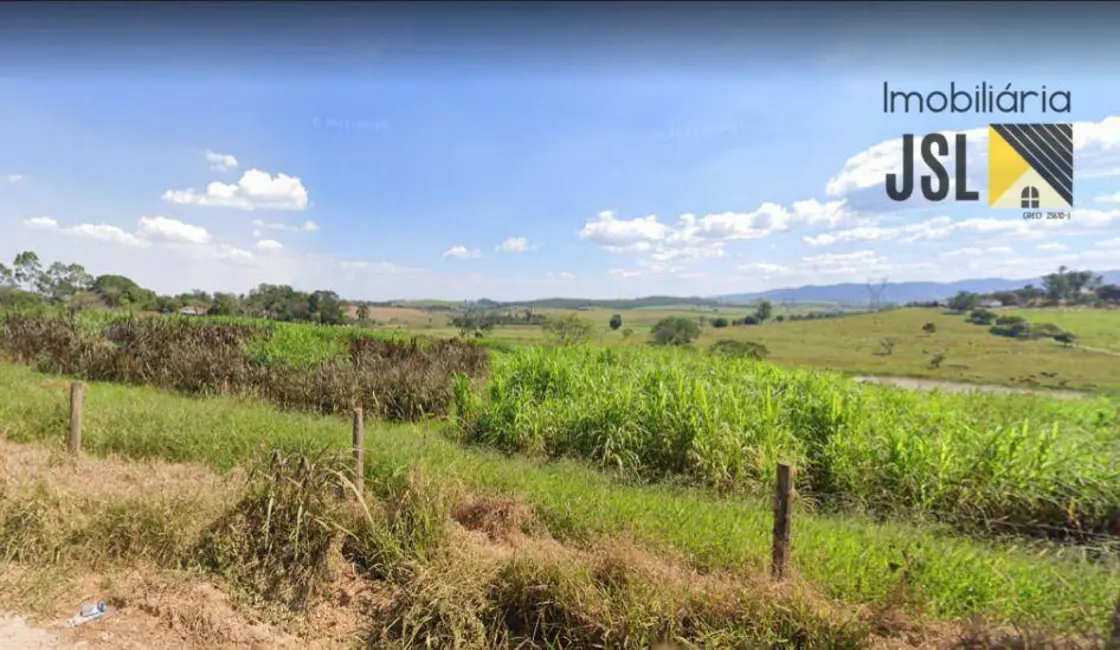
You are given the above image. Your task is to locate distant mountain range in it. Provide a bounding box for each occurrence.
[418,271,1120,311]
[716,270,1120,305]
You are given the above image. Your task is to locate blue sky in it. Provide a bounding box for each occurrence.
[2,4,1119,301]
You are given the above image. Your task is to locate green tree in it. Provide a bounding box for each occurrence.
[0,263,13,287]
[542,313,596,346]
[67,290,104,313]
[309,290,345,325]
[711,317,729,328]
[92,274,156,310]
[0,286,44,309]
[609,313,623,330]
[754,300,773,323]
[356,304,370,323]
[209,292,241,316]
[43,262,93,303]
[621,327,634,340]
[1097,284,1120,304]
[12,251,42,292]
[947,291,980,312]
[650,316,700,346]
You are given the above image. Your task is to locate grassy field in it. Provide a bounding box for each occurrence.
[1,362,1118,640]
[2,309,1119,644]
[412,306,1120,394]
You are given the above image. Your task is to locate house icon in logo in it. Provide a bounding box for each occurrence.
[987,124,1073,211]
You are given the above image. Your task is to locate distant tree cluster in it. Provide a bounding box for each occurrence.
[917,266,1116,310]
[0,250,350,325]
[451,309,544,336]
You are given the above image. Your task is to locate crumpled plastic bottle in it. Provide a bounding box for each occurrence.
[69,601,109,627]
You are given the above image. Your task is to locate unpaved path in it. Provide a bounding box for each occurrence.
[852,375,1088,400]
[1076,344,1120,358]
[0,613,86,649]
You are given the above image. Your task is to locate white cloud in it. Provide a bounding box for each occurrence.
[164,169,309,211]
[23,217,150,248]
[940,246,1013,258]
[801,250,888,275]
[23,216,59,230]
[609,269,644,279]
[255,239,283,251]
[1097,238,1120,250]
[581,200,852,256]
[204,150,239,172]
[1075,208,1120,226]
[137,216,211,244]
[579,210,673,252]
[1093,192,1120,203]
[559,271,576,280]
[650,244,726,263]
[739,262,790,274]
[498,237,532,253]
[251,219,320,233]
[803,225,900,246]
[65,224,150,248]
[4,174,24,183]
[1035,242,1068,251]
[827,115,1120,199]
[443,245,483,259]
[217,245,254,262]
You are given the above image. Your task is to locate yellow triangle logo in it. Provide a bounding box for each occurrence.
[988,126,1030,207]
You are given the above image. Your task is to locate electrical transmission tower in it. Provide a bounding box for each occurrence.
[866,277,889,311]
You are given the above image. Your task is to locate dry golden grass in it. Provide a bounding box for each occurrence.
[0,437,1108,649]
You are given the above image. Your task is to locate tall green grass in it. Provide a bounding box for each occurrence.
[455,346,1120,538]
[1,362,1118,636]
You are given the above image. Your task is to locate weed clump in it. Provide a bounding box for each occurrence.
[0,313,489,421]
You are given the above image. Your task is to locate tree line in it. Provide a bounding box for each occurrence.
[934,266,1118,312]
[0,250,349,325]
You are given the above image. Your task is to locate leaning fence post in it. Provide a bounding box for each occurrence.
[68,381,85,455]
[352,407,365,497]
[771,462,794,581]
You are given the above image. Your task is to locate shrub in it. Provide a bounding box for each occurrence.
[990,320,1032,339]
[650,316,700,346]
[708,339,769,360]
[0,313,489,421]
[967,309,996,325]
[1031,322,1065,339]
[1054,332,1076,347]
[711,317,729,328]
[542,314,596,346]
[922,322,936,334]
[609,314,622,330]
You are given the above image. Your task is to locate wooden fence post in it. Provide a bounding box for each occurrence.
[352,407,365,497]
[1111,595,1120,648]
[771,463,794,581]
[68,382,85,455]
